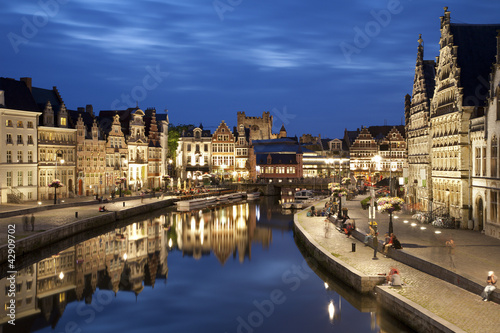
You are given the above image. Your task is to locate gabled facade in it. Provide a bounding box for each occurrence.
[145,108,162,189]
[31,80,76,201]
[127,108,149,191]
[430,7,500,225]
[211,121,235,179]
[103,113,128,195]
[234,124,250,181]
[74,111,107,197]
[175,125,212,182]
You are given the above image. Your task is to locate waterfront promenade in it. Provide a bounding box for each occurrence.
[296,194,500,333]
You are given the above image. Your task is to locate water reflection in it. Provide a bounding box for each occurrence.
[171,202,271,263]
[0,201,272,331]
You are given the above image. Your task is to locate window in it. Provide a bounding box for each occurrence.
[6,120,12,127]
[28,171,33,186]
[6,151,12,163]
[483,147,487,176]
[27,121,33,128]
[60,117,67,126]
[17,171,23,186]
[28,151,33,163]
[204,144,208,152]
[6,134,12,144]
[17,135,23,144]
[17,121,23,128]
[187,144,191,152]
[6,172,11,186]
[492,137,498,178]
[17,151,22,163]
[27,135,33,145]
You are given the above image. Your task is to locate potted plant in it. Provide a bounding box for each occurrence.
[377,197,405,234]
[48,179,64,205]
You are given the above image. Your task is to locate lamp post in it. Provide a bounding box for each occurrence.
[446,188,450,216]
[53,158,64,204]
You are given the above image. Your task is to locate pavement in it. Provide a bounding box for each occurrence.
[0,193,174,245]
[297,194,500,333]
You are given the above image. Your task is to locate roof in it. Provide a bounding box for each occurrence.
[256,153,297,165]
[0,77,39,112]
[252,138,298,145]
[253,143,313,154]
[449,23,500,107]
[32,86,63,113]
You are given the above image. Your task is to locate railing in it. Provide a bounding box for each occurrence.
[8,187,24,204]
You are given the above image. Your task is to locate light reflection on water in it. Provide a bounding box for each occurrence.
[0,198,413,333]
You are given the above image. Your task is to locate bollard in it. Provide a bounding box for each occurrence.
[352,243,356,252]
[75,212,78,218]
[123,202,125,207]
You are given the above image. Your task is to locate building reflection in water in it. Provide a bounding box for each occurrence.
[0,201,271,330]
[172,202,271,264]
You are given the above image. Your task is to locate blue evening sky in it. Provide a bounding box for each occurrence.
[1,0,499,138]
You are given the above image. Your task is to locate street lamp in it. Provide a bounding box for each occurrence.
[52,158,64,205]
[446,188,450,215]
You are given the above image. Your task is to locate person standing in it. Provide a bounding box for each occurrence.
[30,214,35,231]
[481,271,497,301]
[372,232,379,259]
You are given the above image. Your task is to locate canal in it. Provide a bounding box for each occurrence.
[1,197,414,333]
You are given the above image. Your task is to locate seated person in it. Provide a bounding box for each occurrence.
[392,235,403,250]
[99,206,107,212]
[386,267,402,286]
[364,225,376,245]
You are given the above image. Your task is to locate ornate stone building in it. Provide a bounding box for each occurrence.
[234,124,250,180]
[126,108,149,191]
[175,125,212,182]
[406,34,435,211]
[145,108,162,189]
[32,82,76,201]
[429,8,500,225]
[102,113,128,195]
[73,109,107,197]
[211,121,235,179]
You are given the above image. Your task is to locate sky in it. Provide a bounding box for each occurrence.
[2,0,499,139]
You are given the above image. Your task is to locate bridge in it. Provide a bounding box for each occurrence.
[230,178,332,196]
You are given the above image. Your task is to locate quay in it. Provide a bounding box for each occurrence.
[294,194,500,333]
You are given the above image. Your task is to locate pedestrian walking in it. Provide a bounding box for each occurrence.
[481,271,497,301]
[30,213,35,231]
[372,233,379,259]
[445,239,456,269]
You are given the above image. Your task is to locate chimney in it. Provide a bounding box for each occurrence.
[77,107,85,113]
[20,77,32,92]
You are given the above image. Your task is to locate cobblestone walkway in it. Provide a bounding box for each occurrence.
[297,199,500,333]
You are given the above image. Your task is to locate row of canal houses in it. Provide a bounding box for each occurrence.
[0,75,408,204]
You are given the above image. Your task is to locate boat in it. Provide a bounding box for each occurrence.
[247,192,261,200]
[294,190,314,201]
[176,196,217,211]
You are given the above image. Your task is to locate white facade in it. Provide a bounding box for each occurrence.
[0,109,41,203]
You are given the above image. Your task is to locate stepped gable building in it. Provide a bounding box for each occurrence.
[69,107,107,197]
[175,124,212,181]
[234,123,250,180]
[406,34,435,212]
[429,7,500,225]
[28,78,77,201]
[212,121,235,179]
[0,77,41,204]
[236,111,273,141]
[249,138,304,182]
[144,108,162,189]
[348,126,405,186]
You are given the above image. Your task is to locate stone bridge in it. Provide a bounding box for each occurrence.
[230,179,331,196]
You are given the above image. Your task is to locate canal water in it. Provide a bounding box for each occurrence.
[1,197,414,333]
